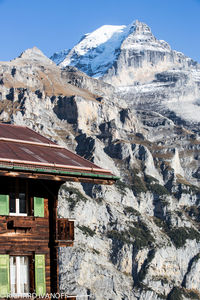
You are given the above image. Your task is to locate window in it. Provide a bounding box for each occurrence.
[0,194,45,217]
[0,254,46,297]
[8,179,28,216]
[0,179,28,216]
[9,193,27,216]
[10,256,29,296]
[0,178,45,217]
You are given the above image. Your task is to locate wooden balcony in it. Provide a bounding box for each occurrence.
[55,218,74,247]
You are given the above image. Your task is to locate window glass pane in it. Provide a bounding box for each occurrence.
[9,193,16,213]
[19,193,26,214]
[10,257,16,295]
[20,256,29,293]
[10,256,29,295]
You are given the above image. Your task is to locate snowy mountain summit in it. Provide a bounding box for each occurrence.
[51,20,200,126]
[52,22,134,77]
[51,20,199,86]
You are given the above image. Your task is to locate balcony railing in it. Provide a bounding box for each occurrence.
[57,219,74,242]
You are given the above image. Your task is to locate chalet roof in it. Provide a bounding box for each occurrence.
[0,123,118,183]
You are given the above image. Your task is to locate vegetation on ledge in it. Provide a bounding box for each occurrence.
[77,225,96,237]
[167,286,200,300]
[107,220,154,249]
[62,186,88,210]
[154,217,200,248]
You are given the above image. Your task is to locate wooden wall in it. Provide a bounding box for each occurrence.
[0,176,67,298]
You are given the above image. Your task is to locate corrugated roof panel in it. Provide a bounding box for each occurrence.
[0,123,114,177]
[20,147,34,155]
[0,123,55,144]
[0,142,96,168]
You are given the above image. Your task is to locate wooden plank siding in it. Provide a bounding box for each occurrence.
[0,176,75,298]
[0,169,115,185]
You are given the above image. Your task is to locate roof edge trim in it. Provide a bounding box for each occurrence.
[0,164,120,181]
[0,137,60,148]
[0,158,111,174]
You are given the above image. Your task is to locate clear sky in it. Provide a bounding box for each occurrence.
[0,0,200,62]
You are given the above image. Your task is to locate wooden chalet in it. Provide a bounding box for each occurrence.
[0,123,117,299]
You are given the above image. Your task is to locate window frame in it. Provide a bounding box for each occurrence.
[10,255,30,297]
[9,193,28,217]
[9,179,29,217]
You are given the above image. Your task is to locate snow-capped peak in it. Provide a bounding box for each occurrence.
[50,20,196,81]
[51,20,173,78]
[68,24,127,56]
[57,23,134,77]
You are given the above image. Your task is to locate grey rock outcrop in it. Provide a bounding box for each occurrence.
[0,45,200,299]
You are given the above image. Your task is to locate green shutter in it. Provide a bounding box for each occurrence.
[0,195,9,216]
[35,254,46,296]
[0,255,10,297]
[34,197,44,217]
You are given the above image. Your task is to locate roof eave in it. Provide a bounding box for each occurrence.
[0,163,119,184]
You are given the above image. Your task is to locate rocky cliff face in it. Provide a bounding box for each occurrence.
[0,40,200,300]
[52,20,200,134]
[52,20,199,85]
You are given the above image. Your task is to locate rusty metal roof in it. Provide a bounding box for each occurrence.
[0,123,117,180]
[0,123,55,144]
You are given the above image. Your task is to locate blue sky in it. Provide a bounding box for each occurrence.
[0,0,200,62]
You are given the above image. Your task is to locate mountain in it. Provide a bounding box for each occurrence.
[0,24,200,300]
[51,20,200,131]
[51,20,199,82]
